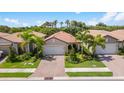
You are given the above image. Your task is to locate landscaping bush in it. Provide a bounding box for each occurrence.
[18,52,32,61]
[66,53,84,64]
[31,56,37,62]
[7,47,18,62]
[118,47,124,55]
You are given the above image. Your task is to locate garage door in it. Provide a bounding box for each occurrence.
[96,43,117,54]
[44,45,65,55]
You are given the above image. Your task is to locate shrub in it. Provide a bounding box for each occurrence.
[7,47,18,62]
[118,47,124,55]
[19,52,32,61]
[31,56,37,62]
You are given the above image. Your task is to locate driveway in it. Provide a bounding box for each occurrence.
[31,55,66,77]
[99,55,124,76]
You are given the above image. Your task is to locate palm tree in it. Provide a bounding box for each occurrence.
[53,20,58,28]
[65,20,70,27]
[76,30,93,55]
[19,30,44,57]
[90,35,105,58]
[60,22,63,28]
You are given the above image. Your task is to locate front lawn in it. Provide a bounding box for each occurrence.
[65,59,106,68]
[0,59,41,68]
[66,72,113,77]
[0,72,32,77]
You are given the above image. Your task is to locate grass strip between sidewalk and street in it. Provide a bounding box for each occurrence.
[66,72,113,77]
[0,72,32,77]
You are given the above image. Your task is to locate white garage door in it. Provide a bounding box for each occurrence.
[44,45,65,55]
[96,43,117,54]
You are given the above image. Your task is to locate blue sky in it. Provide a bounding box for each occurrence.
[0,12,124,27]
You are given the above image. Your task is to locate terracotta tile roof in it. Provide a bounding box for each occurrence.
[32,31,46,38]
[2,32,24,43]
[110,30,124,41]
[1,31,46,43]
[45,31,78,43]
[89,30,124,41]
[0,32,10,37]
[89,30,111,37]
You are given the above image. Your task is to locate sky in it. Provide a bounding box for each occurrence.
[0,12,124,27]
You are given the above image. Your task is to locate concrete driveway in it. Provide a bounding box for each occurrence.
[31,55,66,77]
[99,55,124,76]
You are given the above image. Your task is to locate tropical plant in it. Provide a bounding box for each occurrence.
[60,22,63,28]
[90,34,105,58]
[65,20,70,27]
[7,47,18,62]
[19,30,45,58]
[53,20,58,28]
[76,30,93,56]
[70,20,77,28]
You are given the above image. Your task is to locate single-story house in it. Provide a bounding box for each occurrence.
[89,30,124,54]
[43,31,79,55]
[44,30,124,55]
[0,30,124,55]
[0,31,46,54]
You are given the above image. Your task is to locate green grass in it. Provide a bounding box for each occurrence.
[0,73,32,77]
[0,59,41,68]
[65,60,106,68]
[66,72,113,77]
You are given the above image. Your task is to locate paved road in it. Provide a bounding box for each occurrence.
[99,55,124,76]
[31,55,66,77]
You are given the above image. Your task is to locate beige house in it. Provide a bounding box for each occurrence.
[89,30,124,54]
[0,31,46,54]
[0,30,124,55]
[44,31,79,55]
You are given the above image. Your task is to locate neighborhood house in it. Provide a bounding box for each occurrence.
[0,30,124,55]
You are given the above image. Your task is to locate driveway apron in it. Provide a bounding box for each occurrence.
[99,55,124,76]
[31,55,66,77]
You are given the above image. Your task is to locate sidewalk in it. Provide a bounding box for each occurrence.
[0,68,36,72]
[65,68,110,72]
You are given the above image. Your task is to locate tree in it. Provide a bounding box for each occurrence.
[96,22,107,27]
[60,22,63,28]
[53,20,58,28]
[70,20,77,28]
[76,30,93,56]
[0,25,11,33]
[90,34,105,58]
[65,20,70,27]
[19,30,45,57]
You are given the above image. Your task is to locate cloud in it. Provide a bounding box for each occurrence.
[100,12,117,22]
[4,18,19,24]
[114,13,124,21]
[22,23,29,26]
[87,19,98,26]
[87,12,119,25]
[4,18,29,27]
